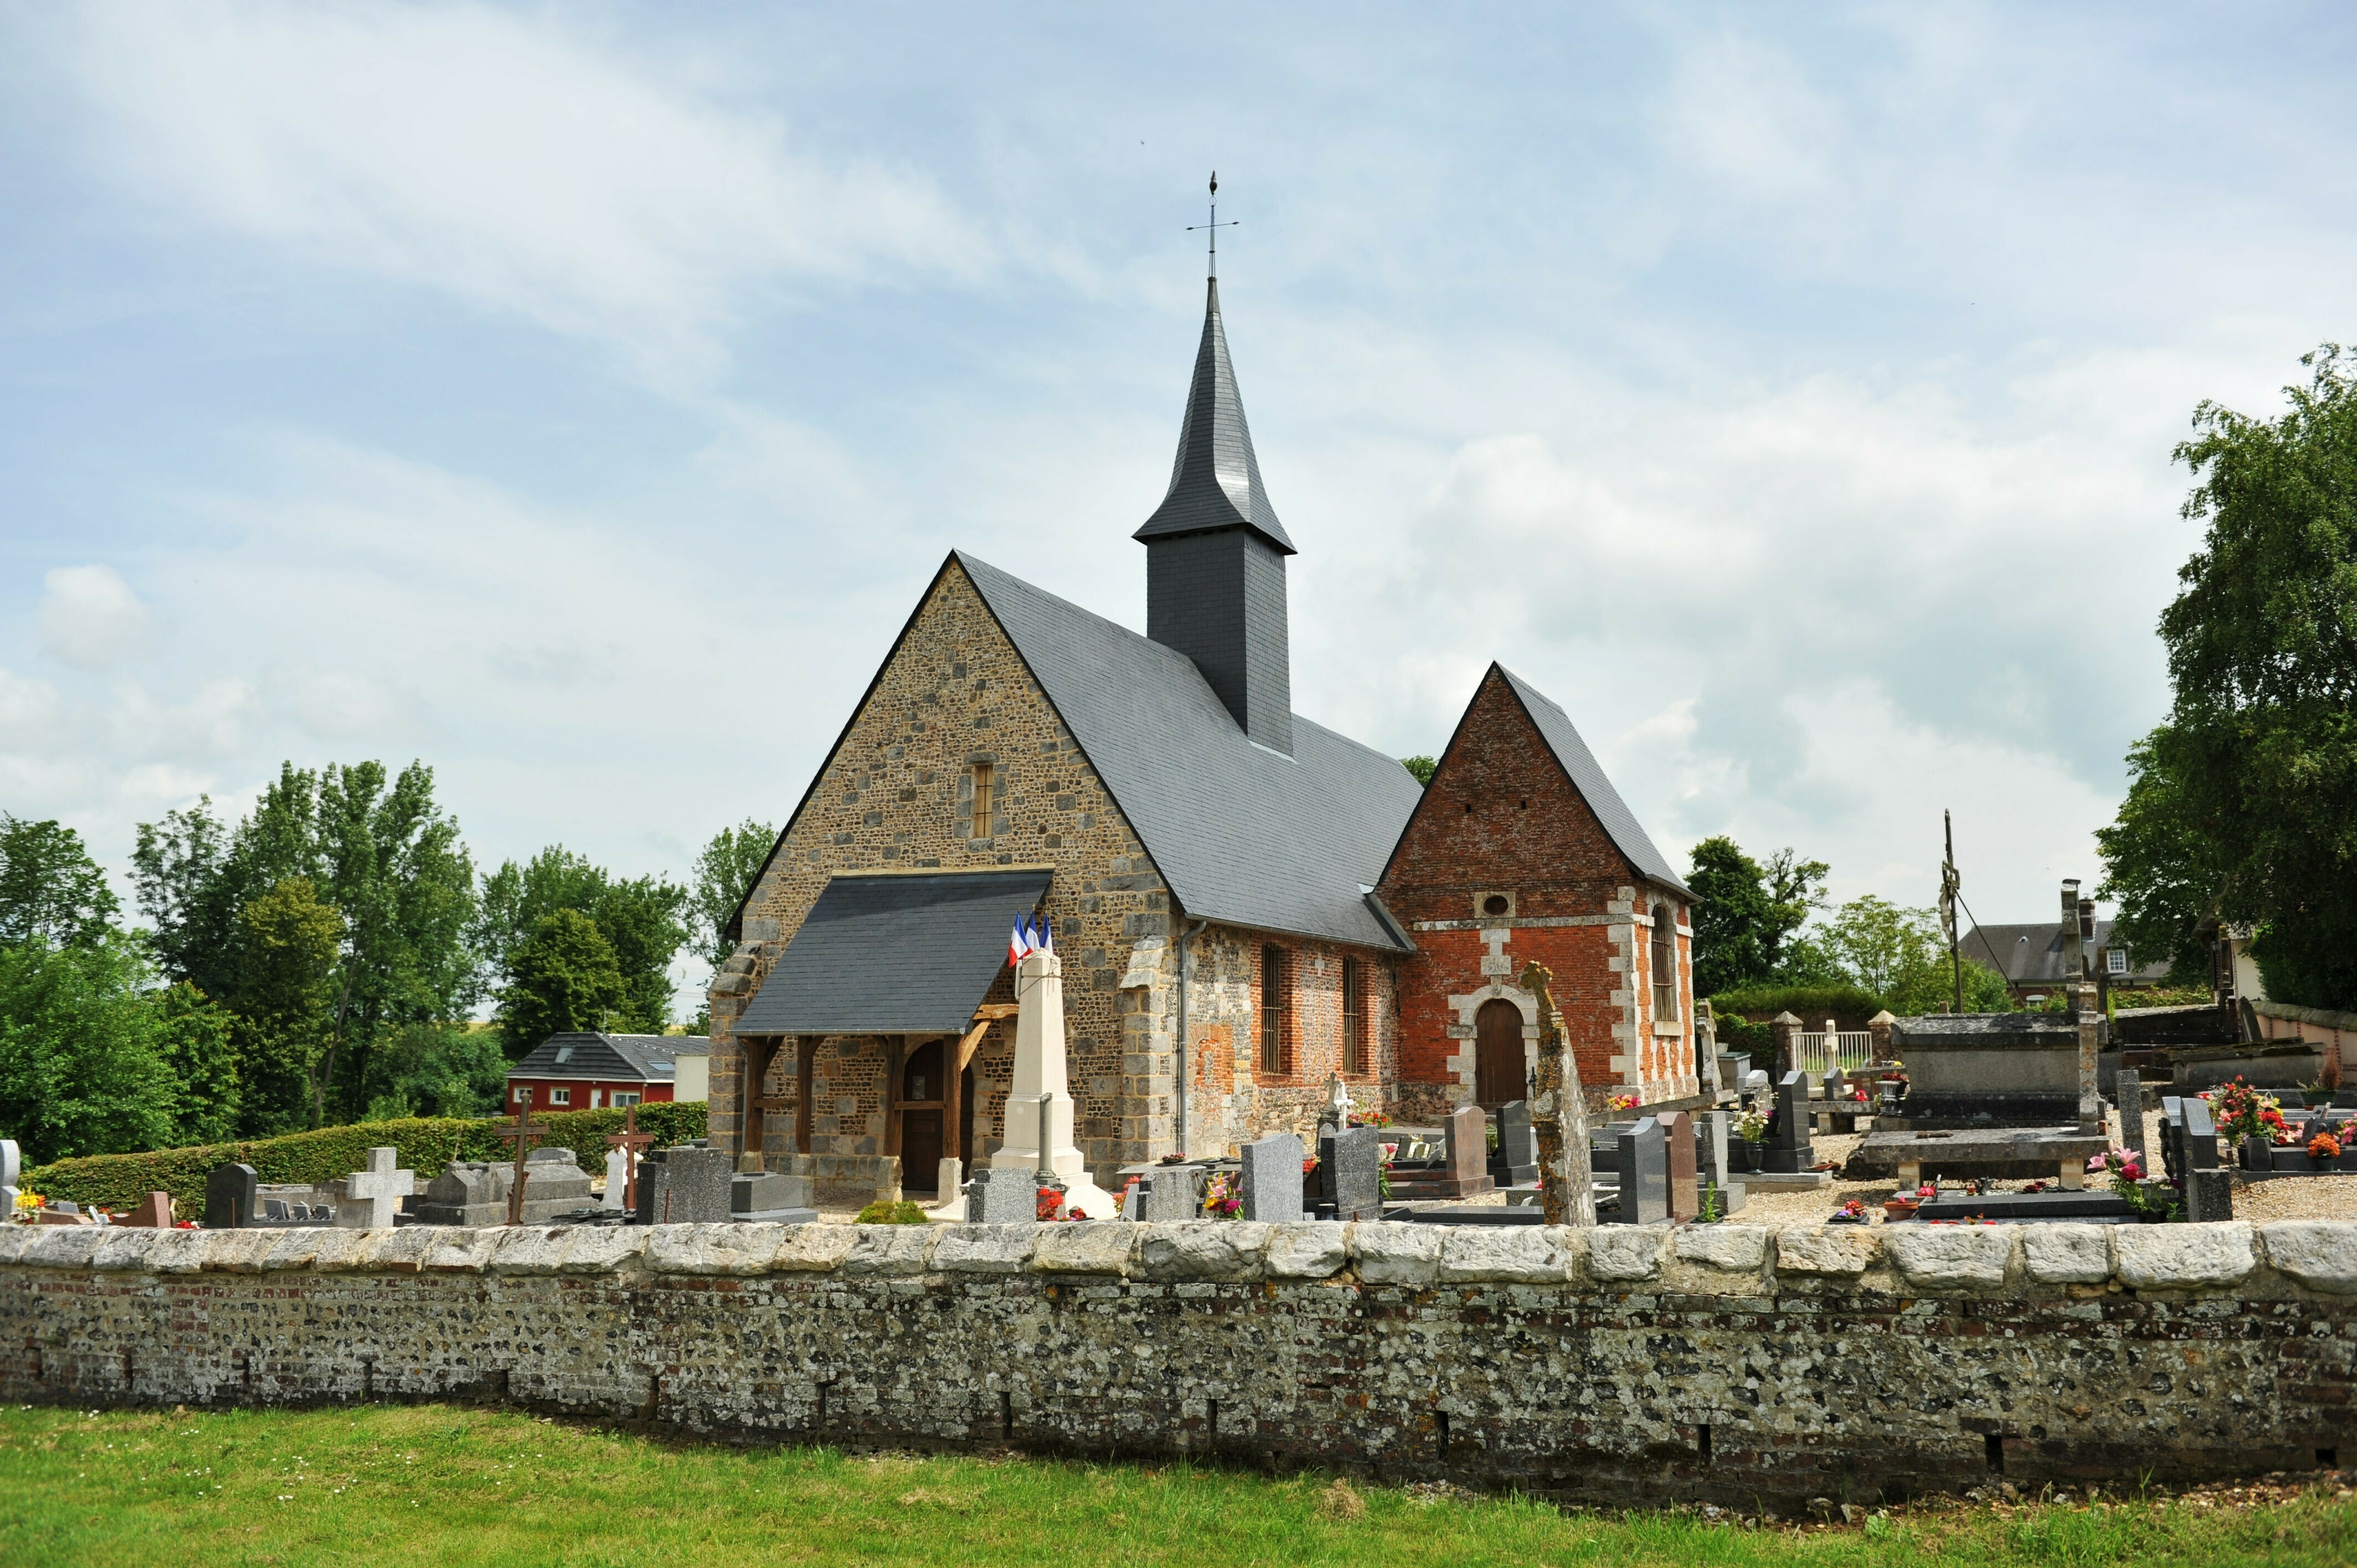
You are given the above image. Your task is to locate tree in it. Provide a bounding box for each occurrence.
[478,847,686,1040]
[2097,347,2357,1008]
[1400,756,1438,787]
[1816,896,1937,998]
[132,760,482,1124]
[151,982,239,1145]
[1687,837,1772,996]
[0,813,120,948]
[0,935,177,1165]
[2094,729,2218,980]
[229,876,344,1134]
[1762,849,1831,977]
[359,1022,508,1122]
[690,820,777,972]
[496,908,625,1058]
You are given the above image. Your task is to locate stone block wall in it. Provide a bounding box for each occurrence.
[8,1220,2355,1510]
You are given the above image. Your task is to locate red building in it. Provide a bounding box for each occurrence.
[505,1032,711,1113]
[1377,664,1697,1115]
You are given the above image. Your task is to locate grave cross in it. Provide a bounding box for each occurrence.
[493,1090,547,1226]
[605,1103,656,1212]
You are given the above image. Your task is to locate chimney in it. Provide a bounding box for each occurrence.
[2060,879,2084,1018]
[1135,278,1296,754]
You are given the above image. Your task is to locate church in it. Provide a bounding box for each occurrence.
[707,271,1697,1201]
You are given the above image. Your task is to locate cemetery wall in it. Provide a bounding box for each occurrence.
[8,1218,2356,1510]
[1378,667,1697,1106]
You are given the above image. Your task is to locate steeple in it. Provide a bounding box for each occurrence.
[1132,276,1296,555]
[1137,176,1295,755]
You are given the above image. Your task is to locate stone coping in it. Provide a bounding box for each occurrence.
[2253,999,2357,1033]
[6,1219,2357,1298]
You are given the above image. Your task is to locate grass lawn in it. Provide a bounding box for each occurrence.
[2,1404,2353,1567]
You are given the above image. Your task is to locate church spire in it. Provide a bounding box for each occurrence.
[1134,177,1294,556]
[1138,176,1295,754]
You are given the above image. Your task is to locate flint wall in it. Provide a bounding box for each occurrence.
[4,1219,2355,1508]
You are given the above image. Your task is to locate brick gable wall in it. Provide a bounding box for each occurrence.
[1378,667,1695,1109]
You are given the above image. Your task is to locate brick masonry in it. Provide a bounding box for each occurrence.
[1379,667,1696,1110]
[8,1220,2355,1509]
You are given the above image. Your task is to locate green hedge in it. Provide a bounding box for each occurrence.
[20,1102,708,1214]
[1709,984,1886,1027]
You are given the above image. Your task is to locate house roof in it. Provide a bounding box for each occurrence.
[1131,278,1295,556]
[958,551,1421,951]
[1494,665,1691,898]
[1960,919,2172,986]
[734,868,1053,1036]
[508,1032,711,1084]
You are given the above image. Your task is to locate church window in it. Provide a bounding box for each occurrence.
[1650,903,1677,1022]
[1341,957,1365,1075]
[970,764,995,835]
[1258,945,1288,1075]
[1482,894,1509,917]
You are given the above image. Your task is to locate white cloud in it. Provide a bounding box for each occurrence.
[50,0,985,384]
[37,565,152,670]
[1656,32,1846,201]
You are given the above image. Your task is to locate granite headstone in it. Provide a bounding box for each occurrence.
[1658,1110,1697,1222]
[637,1144,732,1225]
[1327,1126,1385,1221]
[1240,1133,1305,1223]
[1615,1117,1668,1225]
[204,1163,258,1230]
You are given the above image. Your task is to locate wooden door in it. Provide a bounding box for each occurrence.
[1474,999,1526,1105]
[898,1040,946,1195]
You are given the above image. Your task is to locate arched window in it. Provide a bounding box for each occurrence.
[1650,902,1677,1022]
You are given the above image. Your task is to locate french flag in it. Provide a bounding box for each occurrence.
[1008,914,1053,966]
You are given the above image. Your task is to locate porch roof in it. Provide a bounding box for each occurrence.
[733,868,1051,1037]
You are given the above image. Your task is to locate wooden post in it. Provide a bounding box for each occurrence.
[795,1037,817,1156]
[492,1090,544,1226]
[740,1037,779,1165]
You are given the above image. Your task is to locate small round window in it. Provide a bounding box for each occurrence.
[1482,894,1510,916]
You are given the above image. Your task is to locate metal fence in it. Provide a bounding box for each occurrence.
[1788,1028,1876,1077]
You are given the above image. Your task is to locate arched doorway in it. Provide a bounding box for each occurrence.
[1474,998,1526,1105]
[898,1039,946,1196]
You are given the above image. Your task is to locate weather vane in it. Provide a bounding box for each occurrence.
[1186,171,1236,280]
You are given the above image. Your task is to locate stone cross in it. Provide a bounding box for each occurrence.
[493,1090,546,1226]
[605,1103,656,1212]
[340,1146,414,1229]
[2117,1071,2148,1163]
[1240,1132,1305,1223]
[1693,1002,1719,1097]
[1520,962,1595,1226]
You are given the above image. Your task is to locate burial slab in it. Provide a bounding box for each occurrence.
[732,1170,816,1224]
[1849,1126,2109,1184]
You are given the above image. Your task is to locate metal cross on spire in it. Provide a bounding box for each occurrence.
[1187,171,1237,280]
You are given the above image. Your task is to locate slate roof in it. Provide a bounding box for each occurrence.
[508,1033,710,1084]
[1495,665,1691,897]
[1132,279,1295,556]
[735,869,1052,1036]
[959,551,1422,951]
[1960,920,2172,987]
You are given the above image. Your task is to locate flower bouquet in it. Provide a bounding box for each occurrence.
[1201,1171,1242,1220]
[1830,1198,1870,1225]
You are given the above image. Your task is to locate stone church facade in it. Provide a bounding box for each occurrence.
[708,275,1694,1200]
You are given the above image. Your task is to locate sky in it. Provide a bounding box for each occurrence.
[3,2,2353,1012]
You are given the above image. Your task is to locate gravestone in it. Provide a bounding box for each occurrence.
[732,1169,816,1224]
[205,1163,258,1230]
[2240,1134,2274,1173]
[1614,1117,1669,1225]
[1764,1072,1816,1175]
[1240,1133,1305,1223]
[2183,1097,2220,1170]
[2186,1168,2235,1223]
[337,1147,415,1229]
[637,1144,733,1224]
[1715,1054,1749,1098]
[603,1148,631,1210]
[2117,1071,2149,1164]
[970,1165,1036,1224]
[0,1137,18,1218]
[2159,1095,2185,1180]
[126,1192,174,1228]
[1490,1101,1537,1187]
[935,1158,963,1204]
[1821,1069,1857,1134]
[1695,1110,1747,1215]
[1658,1110,1697,1222]
[1141,1164,1205,1222]
[1327,1126,1385,1221]
[1440,1103,1496,1198]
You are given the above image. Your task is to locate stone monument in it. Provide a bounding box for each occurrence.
[1520,962,1595,1226]
[336,1147,415,1229]
[989,945,1118,1217]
